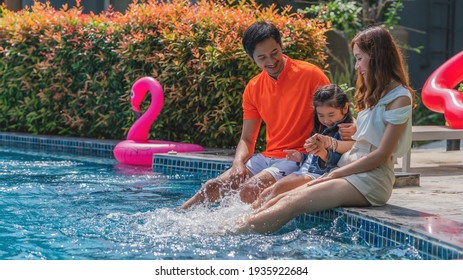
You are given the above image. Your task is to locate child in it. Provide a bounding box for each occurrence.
[240,26,415,233]
[252,84,354,208]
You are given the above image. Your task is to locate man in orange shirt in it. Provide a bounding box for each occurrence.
[180,21,330,209]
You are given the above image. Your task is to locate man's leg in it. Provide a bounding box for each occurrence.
[179,167,253,209]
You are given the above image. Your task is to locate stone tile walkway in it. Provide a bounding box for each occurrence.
[392,143,463,223]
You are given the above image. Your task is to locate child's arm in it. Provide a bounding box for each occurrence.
[283,149,305,163]
[317,149,342,171]
[303,136,328,161]
[317,133,347,170]
[308,134,354,154]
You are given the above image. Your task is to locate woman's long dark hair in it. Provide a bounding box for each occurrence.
[312,84,353,136]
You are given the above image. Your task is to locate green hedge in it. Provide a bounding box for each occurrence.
[0,0,327,149]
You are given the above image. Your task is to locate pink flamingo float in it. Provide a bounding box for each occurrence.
[113,77,204,166]
[422,51,463,129]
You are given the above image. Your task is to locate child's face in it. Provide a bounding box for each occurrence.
[316,104,347,127]
[252,38,284,79]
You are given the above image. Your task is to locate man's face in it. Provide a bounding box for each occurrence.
[251,38,284,79]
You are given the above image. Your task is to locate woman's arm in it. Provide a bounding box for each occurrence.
[333,140,355,154]
[328,96,411,179]
[338,122,356,140]
[330,122,406,178]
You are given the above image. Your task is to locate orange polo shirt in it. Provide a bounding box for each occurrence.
[243,56,330,158]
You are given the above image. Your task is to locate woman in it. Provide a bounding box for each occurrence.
[239,26,416,234]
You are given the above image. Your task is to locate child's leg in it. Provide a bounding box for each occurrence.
[239,157,299,204]
[252,173,312,209]
[251,184,277,209]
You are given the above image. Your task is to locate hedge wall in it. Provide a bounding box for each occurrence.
[0,0,328,149]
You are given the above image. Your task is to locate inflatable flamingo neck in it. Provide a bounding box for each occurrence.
[422,51,463,129]
[127,77,164,141]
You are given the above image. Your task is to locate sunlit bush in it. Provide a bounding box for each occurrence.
[0,0,327,149]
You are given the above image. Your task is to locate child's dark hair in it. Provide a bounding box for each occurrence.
[242,21,282,57]
[312,84,353,134]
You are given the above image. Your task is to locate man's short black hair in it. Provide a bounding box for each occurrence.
[242,21,282,57]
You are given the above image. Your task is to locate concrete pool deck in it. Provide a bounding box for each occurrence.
[390,143,463,224]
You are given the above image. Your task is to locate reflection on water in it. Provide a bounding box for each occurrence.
[0,147,421,260]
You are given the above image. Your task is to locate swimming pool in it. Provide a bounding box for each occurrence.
[0,132,463,260]
[0,146,423,260]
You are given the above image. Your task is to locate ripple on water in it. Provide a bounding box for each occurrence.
[0,148,423,260]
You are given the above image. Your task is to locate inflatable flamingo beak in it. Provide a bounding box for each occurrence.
[133,109,142,120]
[130,89,142,112]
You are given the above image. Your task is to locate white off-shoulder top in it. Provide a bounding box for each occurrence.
[352,85,413,158]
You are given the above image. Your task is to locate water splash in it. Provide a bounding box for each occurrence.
[139,192,252,237]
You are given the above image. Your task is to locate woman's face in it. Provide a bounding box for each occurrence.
[353,43,370,80]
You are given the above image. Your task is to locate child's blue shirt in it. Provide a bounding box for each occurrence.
[296,115,353,177]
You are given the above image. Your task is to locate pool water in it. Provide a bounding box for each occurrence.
[0,147,421,260]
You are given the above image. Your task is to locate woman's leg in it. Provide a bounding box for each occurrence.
[242,178,370,233]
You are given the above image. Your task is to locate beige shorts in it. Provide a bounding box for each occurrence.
[337,141,395,206]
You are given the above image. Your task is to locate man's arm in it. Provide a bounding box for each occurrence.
[231,118,262,178]
[234,118,262,163]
